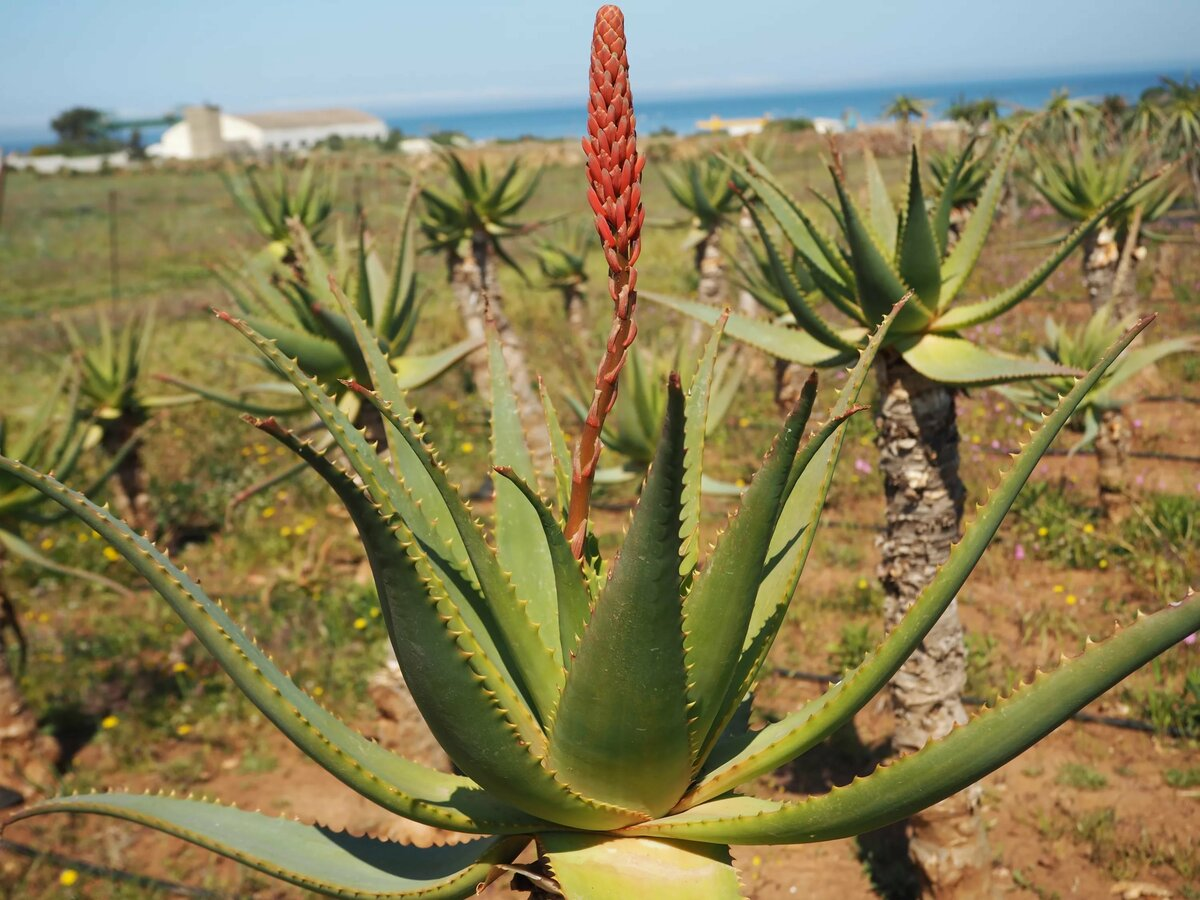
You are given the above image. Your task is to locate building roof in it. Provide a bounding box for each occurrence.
[233,108,383,130]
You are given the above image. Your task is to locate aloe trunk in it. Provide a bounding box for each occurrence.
[695,231,726,309]
[1095,408,1132,523]
[563,283,588,332]
[449,232,553,474]
[1083,223,1143,318]
[875,351,992,894]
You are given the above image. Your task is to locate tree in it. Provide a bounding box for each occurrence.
[419,150,552,471]
[50,106,107,145]
[1137,76,1200,208]
[533,224,593,331]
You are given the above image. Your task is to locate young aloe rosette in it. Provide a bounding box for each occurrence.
[645,133,1159,386]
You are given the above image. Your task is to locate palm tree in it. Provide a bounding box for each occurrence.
[660,155,741,310]
[419,150,552,470]
[884,94,930,139]
[533,224,593,331]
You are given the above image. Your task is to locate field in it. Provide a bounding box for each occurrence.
[0,129,1198,898]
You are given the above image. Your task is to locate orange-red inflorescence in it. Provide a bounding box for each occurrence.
[565,4,646,557]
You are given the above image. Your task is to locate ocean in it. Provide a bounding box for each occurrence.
[1,68,1193,153]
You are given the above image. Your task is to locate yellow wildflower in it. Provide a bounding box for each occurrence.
[59,869,79,887]
[100,715,119,730]
[353,617,368,630]
[102,547,120,562]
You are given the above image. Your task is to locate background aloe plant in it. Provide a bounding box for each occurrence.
[61,307,195,538]
[418,149,553,469]
[533,223,593,331]
[661,155,741,311]
[0,368,128,807]
[645,131,1156,891]
[221,156,337,258]
[564,337,744,494]
[1029,134,1180,314]
[1000,305,1197,521]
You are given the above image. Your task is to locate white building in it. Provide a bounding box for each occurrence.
[149,105,388,159]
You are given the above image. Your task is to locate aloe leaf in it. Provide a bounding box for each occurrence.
[642,293,859,367]
[680,315,1154,806]
[898,334,1079,386]
[486,327,560,668]
[896,147,942,309]
[0,528,130,597]
[680,318,727,583]
[539,833,743,899]
[1099,335,1197,397]
[242,315,347,378]
[391,336,482,390]
[743,200,862,352]
[683,383,814,763]
[934,167,1177,331]
[154,375,308,417]
[6,793,526,899]
[632,592,1200,844]
[494,466,592,666]
[726,154,857,304]
[0,454,544,834]
[938,131,1022,305]
[538,377,573,514]
[863,149,899,254]
[931,138,976,255]
[678,301,903,802]
[830,171,928,329]
[347,385,564,723]
[548,378,692,816]
[220,312,470,585]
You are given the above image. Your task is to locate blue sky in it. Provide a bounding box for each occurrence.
[2,0,1197,131]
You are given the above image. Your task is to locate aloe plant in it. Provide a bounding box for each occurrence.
[221,156,337,257]
[0,366,128,805]
[419,149,551,468]
[928,139,994,242]
[645,133,1156,889]
[61,308,195,537]
[564,338,744,494]
[661,156,741,309]
[170,198,478,454]
[533,224,593,330]
[3,10,1199,897]
[1,199,1193,900]
[999,305,1197,521]
[1137,76,1200,207]
[1030,134,1180,314]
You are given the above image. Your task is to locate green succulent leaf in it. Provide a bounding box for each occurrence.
[683,381,814,763]
[896,147,942,309]
[548,378,692,817]
[487,327,560,669]
[0,528,130,597]
[0,454,543,834]
[641,293,859,368]
[631,591,1200,844]
[5,793,526,899]
[897,333,1080,386]
[863,149,899,254]
[682,314,1153,805]
[680,317,727,582]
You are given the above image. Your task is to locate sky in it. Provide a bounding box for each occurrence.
[2,0,1198,134]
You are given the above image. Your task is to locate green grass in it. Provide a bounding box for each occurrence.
[1055,762,1109,791]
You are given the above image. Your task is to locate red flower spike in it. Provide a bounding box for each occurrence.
[565,4,645,558]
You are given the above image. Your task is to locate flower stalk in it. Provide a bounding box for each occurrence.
[565,4,646,557]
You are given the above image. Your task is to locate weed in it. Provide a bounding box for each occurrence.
[1055,762,1108,791]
